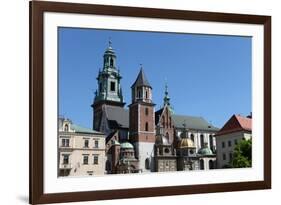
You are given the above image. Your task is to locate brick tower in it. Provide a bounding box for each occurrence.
[129,66,155,172]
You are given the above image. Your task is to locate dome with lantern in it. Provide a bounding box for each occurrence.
[197,143,214,156]
[177,138,196,149]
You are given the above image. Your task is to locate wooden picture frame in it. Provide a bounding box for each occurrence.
[30,0,271,204]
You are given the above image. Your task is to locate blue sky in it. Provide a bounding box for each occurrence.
[58,27,252,129]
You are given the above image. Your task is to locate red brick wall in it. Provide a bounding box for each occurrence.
[139,105,154,132]
[129,103,155,143]
[160,108,174,143]
[129,104,138,134]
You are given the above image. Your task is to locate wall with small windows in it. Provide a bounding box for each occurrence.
[216,131,252,168]
[58,130,106,176]
[68,149,106,176]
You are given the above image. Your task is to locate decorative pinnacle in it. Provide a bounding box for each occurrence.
[163,80,170,106]
[183,120,187,129]
[165,81,168,96]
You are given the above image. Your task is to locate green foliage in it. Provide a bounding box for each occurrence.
[231,138,252,168]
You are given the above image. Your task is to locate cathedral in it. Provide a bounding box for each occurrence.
[92,41,218,174]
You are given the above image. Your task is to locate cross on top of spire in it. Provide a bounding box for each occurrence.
[165,80,168,96]
[183,120,187,130]
[108,38,112,48]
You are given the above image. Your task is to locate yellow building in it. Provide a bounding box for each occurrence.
[58,118,106,176]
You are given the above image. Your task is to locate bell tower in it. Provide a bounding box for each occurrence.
[92,41,125,130]
[129,66,155,172]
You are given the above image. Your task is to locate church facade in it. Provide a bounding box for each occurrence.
[92,42,218,174]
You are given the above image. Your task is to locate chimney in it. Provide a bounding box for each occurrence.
[247,112,252,119]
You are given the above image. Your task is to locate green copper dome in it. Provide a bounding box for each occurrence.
[198,147,213,156]
[120,142,134,149]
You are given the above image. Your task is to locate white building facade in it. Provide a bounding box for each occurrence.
[58,118,106,176]
[215,114,252,168]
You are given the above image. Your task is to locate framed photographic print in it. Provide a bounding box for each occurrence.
[29,0,271,204]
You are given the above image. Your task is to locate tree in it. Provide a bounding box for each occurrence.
[231,138,252,168]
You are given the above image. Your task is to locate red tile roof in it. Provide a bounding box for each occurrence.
[216,114,252,136]
[236,115,252,131]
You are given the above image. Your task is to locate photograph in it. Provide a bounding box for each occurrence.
[58,28,252,177]
[29,1,271,203]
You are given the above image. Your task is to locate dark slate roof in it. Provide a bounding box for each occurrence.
[155,108,164,125]
[105,105,129,129]
[171,114,219,131]
[131,68,151,88]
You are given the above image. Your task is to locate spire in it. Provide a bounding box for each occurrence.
[104,38,115,55]
[183,120,187,130]
[182,120,188,138]
[163,81,170,106]
[131,65,151,88]
[163,80,174,114]
[108,38,112,49]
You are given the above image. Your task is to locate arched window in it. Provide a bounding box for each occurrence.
[165,132,169,142]
[209,160,214,169]
[162,116,165,127]
[110,58,114,67]
[145,90,148,99]
[190,134,194,142]
[200,159,204,170]
[138,90,141,99]
[169,117,172,128]
[109,81,115,92]
[145,122,149,131]
[209,134,213,148]
[64,124,69,132]
[200,134,204,148]
[145,108,149,116]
